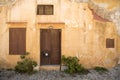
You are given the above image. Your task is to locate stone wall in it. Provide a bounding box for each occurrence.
[88,0,120,35]
[0,0,120,34]
[66,0,120,35]
[0,0,120,69]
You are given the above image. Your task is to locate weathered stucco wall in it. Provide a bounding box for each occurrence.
[0,0,120,69]
[93,0,120,9]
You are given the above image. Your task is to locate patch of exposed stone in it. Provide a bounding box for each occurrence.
[88,0,120,35]
[0,0,16,6]
[74,0,120,35]
[110,8,120,34]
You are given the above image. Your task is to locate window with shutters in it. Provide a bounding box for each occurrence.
[37,5,53,15]
[9,28,26,55]
[106,38,114,48]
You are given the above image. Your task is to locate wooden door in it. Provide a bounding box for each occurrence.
[40,29,61,65]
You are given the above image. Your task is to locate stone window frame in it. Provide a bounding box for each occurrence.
[7,22,27,55]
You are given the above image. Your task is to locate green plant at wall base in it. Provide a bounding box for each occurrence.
[94,66,108,73]
[15,52,37,74]
[62,55,87,74]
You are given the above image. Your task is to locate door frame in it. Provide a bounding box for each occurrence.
[37,23,65,70]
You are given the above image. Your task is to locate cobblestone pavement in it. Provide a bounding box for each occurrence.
[0,65,120,80]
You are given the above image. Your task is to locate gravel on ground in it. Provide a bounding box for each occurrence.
[0,65,120,80]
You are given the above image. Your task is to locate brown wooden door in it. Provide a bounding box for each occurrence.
[40,29,61,65]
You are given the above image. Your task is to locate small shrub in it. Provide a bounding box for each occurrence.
[15,52,37,74]
[94,66,108,73]
[78,69,89,75]
[62,55,86,74]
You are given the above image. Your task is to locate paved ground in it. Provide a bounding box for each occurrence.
[0,65,120,80]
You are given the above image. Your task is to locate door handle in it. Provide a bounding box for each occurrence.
[43,52,49,57]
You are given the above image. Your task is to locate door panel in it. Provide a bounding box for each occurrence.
[40,29,61,65]
[51,30,61,64]
[40,29,51,65]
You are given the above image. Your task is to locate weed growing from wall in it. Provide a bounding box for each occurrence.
[94,66,108,73]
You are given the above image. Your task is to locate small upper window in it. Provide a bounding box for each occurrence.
[37,5,53,15]
[106,38,114,48]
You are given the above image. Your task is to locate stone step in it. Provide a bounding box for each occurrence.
[40,65,61,71]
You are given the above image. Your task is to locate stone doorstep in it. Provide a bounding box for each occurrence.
[39,65,61,71]
[40,65,68,71]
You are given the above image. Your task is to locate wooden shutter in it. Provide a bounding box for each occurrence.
[9,28,26,54]
[37,5,53,15]
[106,38,114,48]
[37,5,44,15]
[45,5,53,15]
[9,29,18,54]
[17,29,26,54]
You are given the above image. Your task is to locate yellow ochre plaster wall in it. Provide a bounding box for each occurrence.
[93,0,120,9]
[0,0,120,69]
